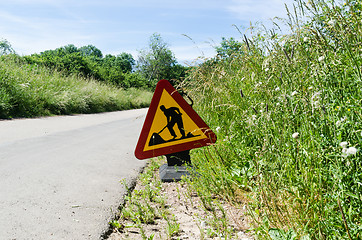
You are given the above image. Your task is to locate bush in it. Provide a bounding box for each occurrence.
[0,54,152,119]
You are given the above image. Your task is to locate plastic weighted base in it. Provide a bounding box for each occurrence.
[159,164,191,182]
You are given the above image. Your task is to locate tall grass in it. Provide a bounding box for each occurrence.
[185,0,361,239]
[0,55,152,119]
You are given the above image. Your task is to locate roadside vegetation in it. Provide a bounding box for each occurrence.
[109,158,181,240]
[0,54,152,118]
[184,0,361,239]
[107,158,252,240]
[1,0,361,239]
[0,33,187,119]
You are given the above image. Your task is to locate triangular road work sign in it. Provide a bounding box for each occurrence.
[135,80,217,160]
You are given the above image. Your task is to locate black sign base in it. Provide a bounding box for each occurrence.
[159,164,191,182]
[159,150,191,182]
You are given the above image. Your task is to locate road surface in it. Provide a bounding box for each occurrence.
[0,108,148,239]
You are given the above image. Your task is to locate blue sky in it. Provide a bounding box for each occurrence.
[0,0,295,64]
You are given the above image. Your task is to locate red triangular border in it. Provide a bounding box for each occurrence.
[135,80,217,160]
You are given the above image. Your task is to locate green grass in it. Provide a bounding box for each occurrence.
[0,54,152,119]
[184,0,361,239]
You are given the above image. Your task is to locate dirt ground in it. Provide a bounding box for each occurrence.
[106,165,254,240]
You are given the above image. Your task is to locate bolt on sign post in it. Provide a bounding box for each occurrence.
[135,80,217,181]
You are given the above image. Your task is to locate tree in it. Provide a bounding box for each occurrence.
[215,37,243,59]
[0,39,15,55]
[136,33,177,85]
[60,44,79,55]
[116,53,135,73]
[102,53,135,73]
[79,45,103,59]
[22,43,145,88]
[25,44,98,78]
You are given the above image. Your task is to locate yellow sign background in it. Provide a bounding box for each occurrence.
[143,89,207,151]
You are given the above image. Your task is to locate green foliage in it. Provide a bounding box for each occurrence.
[186,0,362,239]
[102,53,135,74]
[0,39,15,55]
[79,45,103,58]
[23,44,145,89]
[99,53,146,88]
[136,33,188,88]
[268,228,299,240]
[3,36,188,90]
[109,220,124,230]
[215,37,244,59]
[0,54,152,119]
[0,34,187,118]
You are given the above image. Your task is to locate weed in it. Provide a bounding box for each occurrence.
[184,0,362,239]
[109,157,184,239]
[166,217,180,238]
[109,220,124,231]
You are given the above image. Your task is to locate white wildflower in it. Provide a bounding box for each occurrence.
[342,148,348,157]
[312,101,320,108]
[292,132,299,139]
[341,144,358,157]
[311,91,321,108]
[19,83,29,88]
[328,19,336,26]
[318,56,325,62]
[303,37,309,42]
[215,127,221,132]
[346,147,357,155]
[311,91,321,100]
[340,141,348,148]
[247,115,258,126]
[308,86,313,90]
[275,87,280,91]
[291,91,298,96]
[265,67,269,72]
[336,117,347,126]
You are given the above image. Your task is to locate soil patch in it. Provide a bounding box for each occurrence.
[106,160,254,239]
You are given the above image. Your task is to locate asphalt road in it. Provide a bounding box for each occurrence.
[0,108,148,240]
